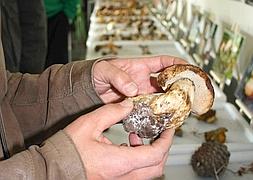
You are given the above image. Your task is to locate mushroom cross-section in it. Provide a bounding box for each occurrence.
[157,64,214,115]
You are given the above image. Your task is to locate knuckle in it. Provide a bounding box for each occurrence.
[159,55,169,69]
[116,72,129,84]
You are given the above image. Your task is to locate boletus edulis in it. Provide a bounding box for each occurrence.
[123,64,214,139]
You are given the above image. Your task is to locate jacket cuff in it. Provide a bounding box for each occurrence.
[41,130,86,179]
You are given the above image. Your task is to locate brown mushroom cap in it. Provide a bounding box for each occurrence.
[157,64,214,115]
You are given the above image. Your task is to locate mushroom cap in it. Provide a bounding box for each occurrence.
[157,64,214,115]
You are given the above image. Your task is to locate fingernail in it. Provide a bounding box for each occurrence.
[124,82,138,96]
[120,99,133,108]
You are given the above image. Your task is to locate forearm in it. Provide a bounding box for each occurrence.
[0,131,86,180]
[5,60,103,143]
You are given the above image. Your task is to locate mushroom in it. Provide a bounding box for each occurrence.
[123,64,214,139]
[157,64,214,115]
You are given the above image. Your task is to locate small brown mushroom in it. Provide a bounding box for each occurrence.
[196,109,217,123]
[204,127,228,144]
[94,41,122,55]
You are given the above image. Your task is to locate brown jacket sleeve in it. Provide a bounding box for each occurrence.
[0,130,86,180]
[6,59,103,144]
[0,59,109,179]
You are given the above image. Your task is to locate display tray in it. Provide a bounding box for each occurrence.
[172,102,253,145]
[89,15,151,28]
[90,15,151,24]
[87,26,169,44]
[86,39,171,47]
[162,162,253,180]
[86,41,183,58]
[104,102,253,164]
[88,16,170,43]
[89,1,150,24]
[88,23,138,33]
[88,26,164,38]
[89,21,130,29]
[86,35,169,45]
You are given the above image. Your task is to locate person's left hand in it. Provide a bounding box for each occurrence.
[65,99,175,179]
[93,55,187,103]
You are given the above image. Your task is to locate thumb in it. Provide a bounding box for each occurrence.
[95,61,138,96]
[91,99,133,133]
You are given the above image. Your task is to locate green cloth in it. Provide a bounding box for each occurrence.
[44,0,80,21]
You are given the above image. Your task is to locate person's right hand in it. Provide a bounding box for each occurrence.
[65,99,175,179]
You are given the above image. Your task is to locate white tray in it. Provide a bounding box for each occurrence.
[90,15,151,24]
[86,41,183,58]
[88,24,137,35]
[162,162,253,180]
[89,21,129,29]
[86,34,170,45]
[86,28,170,46]
[104,102,253,164]
[86,39,172,47]
[87,16,171,45]
[172,102,253,144]
[89,0,150,23]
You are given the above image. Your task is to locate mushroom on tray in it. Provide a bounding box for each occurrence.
[196,109,217,123]
[94,42,122,55]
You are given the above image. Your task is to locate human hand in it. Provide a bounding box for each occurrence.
[65,99,175,179]
[93,55,187,103]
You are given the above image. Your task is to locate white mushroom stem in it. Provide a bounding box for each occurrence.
[150,79,195,129]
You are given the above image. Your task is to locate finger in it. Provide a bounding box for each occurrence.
[151,129,175,154]
[119,129,174,169]
[99,88,125,103]
[94,61,138,97]
[153,55,188,72]
[121,151,168,179]
[112,55,187,73]
[129,132,143,147]
[87,99,133,134]
[147,55,187,72]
